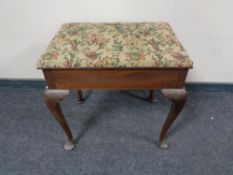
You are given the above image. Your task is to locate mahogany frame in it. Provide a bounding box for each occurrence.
[43,67,189,150]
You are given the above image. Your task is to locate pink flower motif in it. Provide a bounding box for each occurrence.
[177,63,184,67]
[91,34,99,44]
[172,52,184,60]
[165,35,180,46]
[149,39,158,50]
[140,52,146,60]
[144,31,150,36]
[70,40,77,50]
[52,52,59,59]
[63,62,70,68]
[85,51,97,59]
[71,31,79,37]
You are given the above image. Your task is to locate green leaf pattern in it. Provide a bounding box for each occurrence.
[37,22,193,69]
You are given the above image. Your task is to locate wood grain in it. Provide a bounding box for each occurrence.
[43,68,188,90]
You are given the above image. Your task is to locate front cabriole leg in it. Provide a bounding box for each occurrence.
[44,87,75,151]
[160,88,187,149]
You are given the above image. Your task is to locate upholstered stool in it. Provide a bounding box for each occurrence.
[37,22,193,150]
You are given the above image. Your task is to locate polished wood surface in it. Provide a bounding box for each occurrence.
[43,68,188,90]
[42,68,189,150]
[160,88,187,149]
[44,88,75,150]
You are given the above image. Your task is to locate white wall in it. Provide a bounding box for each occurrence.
[0,0,233,82]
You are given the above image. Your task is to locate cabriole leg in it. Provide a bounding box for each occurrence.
[44,87,75,151]
[160,88,187,149]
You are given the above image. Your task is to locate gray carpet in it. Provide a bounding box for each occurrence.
[0,87,232,175]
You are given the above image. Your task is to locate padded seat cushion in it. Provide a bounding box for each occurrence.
[37,22,193,69]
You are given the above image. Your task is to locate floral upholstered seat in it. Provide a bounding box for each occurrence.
[37,22,193,69]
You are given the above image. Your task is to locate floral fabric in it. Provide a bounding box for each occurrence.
[37,22,193,69]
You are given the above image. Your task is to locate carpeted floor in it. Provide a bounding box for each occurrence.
[0,87,232,175]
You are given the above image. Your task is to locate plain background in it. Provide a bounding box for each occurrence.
[0,0,232,83]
